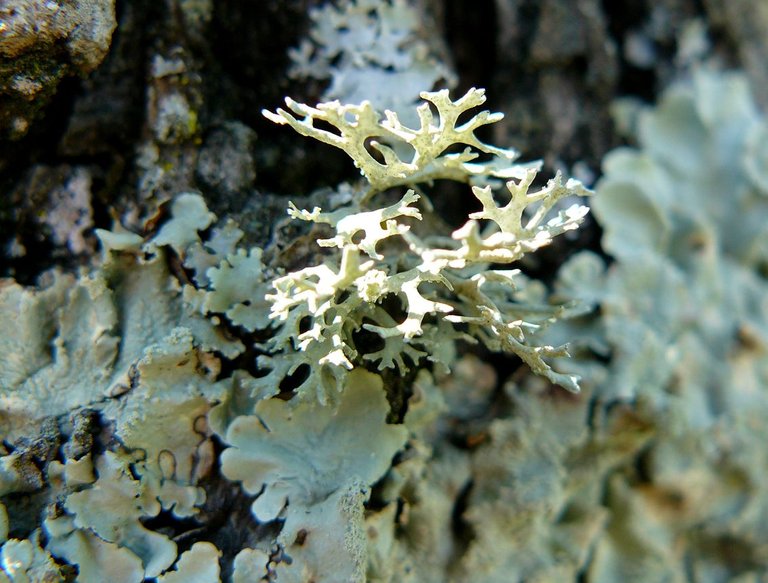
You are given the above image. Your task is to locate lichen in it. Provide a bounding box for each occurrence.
[221,369,407,518]
[261,88,589,404]
[1,73,590,583]
[289,0,455,117]
[0,194,249,581]
[551,68,768,582]
[156,542,221,583]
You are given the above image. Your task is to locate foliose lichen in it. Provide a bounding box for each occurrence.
[288,0,456,116]
[0,83,589,582]
[551,67,768,582]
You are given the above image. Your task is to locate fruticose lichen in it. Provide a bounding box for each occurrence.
[261,87,589,403]
[222,87,590,578]
[0,83,589,582]
[3,0,768,579]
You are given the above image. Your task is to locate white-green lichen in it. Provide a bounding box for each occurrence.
[0,195,252,580]
[262,88,589,403]
[289,0,456,118]
[550,68,768,582]
[264,87,534,196]
[559,68,768,410]
[1,85,589,582]
[221,369,407,522]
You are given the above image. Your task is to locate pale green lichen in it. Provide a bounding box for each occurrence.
[221,370,406,582]
[221,369,407,519]
[0,271,118,440]
[261,88,589,404]
[0,532,64,583]
[559,68,768,409]
[0,85,589,582]
[231,548,270,583]
[0,195,248,581]
[48,450,177,580]
[550,68,768,582]
[156,542,221,583]
[264,88,534,198]
[289,0,456,117]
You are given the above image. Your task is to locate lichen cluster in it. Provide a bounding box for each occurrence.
[288,0,455,115]
[0,84,588,581]
[261,87,588,403]
[3,0,768,581]
[548,68,768,581]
